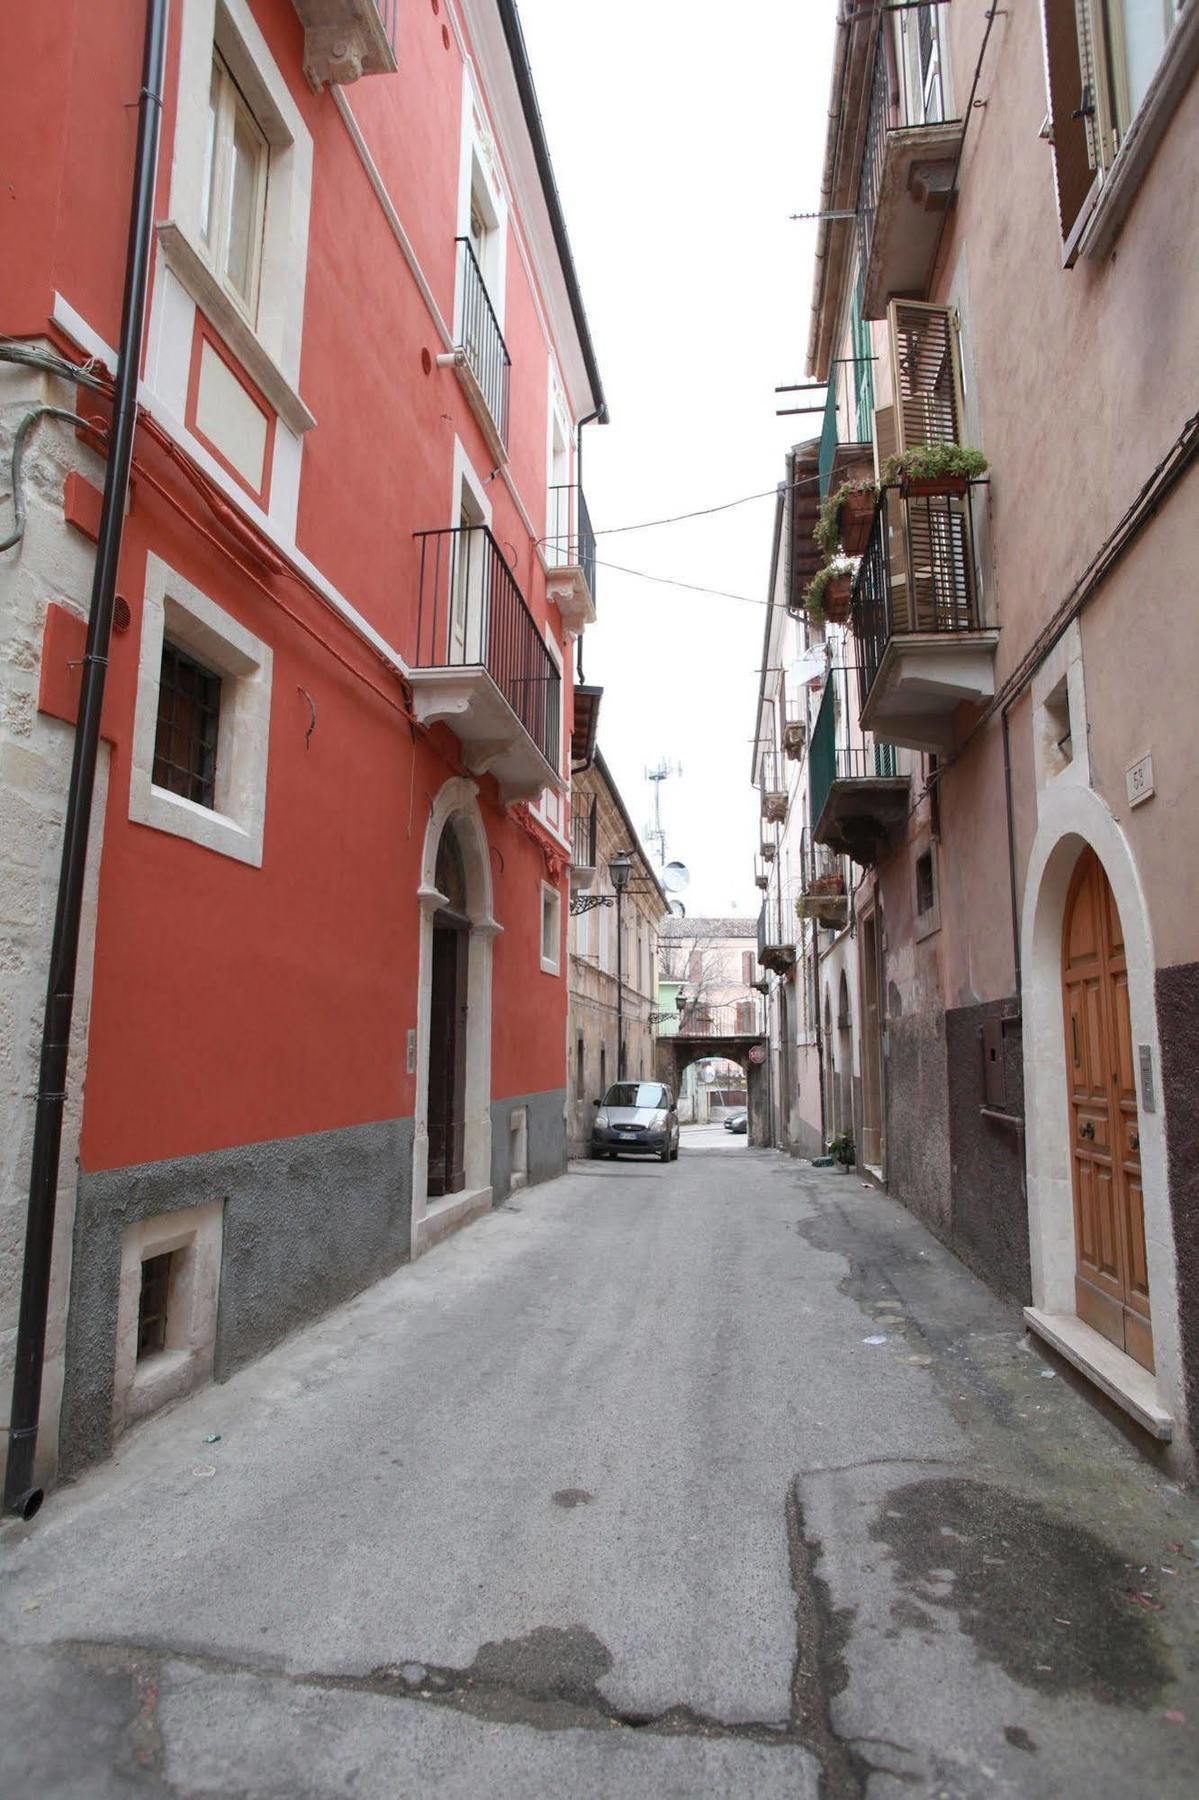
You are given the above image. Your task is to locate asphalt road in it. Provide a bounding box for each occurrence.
[3,1144,1197,1797]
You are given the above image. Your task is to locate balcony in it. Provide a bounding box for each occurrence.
[851,486,997,753]
[445,238,511,463]
[818,356,876,503]
[545,483,597,633]
[291,1,398,88]
[759,749,788,824]
[857,12,965,320]
[411,525,561,804]
[758,888,797,977]
[808,665,910,867]
[676,999,764,1040]
[753,856,770,892]
[571,792,598,891]
[797,829,850,932]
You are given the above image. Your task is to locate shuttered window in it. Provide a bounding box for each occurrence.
[888,300,962,452]
[1042,0,1101,258]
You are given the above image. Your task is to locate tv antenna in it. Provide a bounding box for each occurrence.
[644,759,681,867]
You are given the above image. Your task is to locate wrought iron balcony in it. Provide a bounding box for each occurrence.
[856,9,965,319]
[808,665,909,867]
[545,483,596,631]
[675,998,764,1039]
[753,856,770,891]
[411,524,561,803]
[797,827,849,932]
[758,886,797,976]
[571,791,598,890]
[759,749,788,824]
[291,1,398,88]
[448,237,511,460]
[851,485,998,753]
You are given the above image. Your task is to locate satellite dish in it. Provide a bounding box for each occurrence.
[669,900,687,918]
[662,861,690,893]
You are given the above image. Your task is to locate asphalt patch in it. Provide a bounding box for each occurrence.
[873,1477,1173,1706]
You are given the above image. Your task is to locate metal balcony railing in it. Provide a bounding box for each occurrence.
[455,237,511,449]
[414,524,560,770]
[818,357,876,501]
[851,486,980,712]
[808,665,898,829]
[759,748,788,822]
[676,999,765,1038]
[757,881,796,965]
[546,483,597,601]
[571,790,598,871]
[856,7,950,290]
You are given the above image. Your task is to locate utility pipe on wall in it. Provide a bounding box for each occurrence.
[3,0,169,1519]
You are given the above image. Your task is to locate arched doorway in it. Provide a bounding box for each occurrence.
[837,972,852,1146]
[1062,847,1152,1369]
[823,987,836,1134]
[413,778,501,1253]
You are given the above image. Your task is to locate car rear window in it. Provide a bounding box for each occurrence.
[604,1083,668,1109]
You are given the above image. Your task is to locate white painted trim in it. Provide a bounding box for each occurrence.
[1024,1307,1173,1439]
[51,293,412,681]
[130,553,273,866]
[410,778,502,1255]
[540,879,562,976]
[112,1201,223,1438]
[169,0,313,387]
[1020,782,1187,1455]
[451,434,494,530]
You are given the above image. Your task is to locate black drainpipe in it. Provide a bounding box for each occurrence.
[4,0,168,1520]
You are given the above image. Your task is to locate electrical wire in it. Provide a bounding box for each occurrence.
[594,558,770,607]
[1,407,108,552]
[589,468,826,539]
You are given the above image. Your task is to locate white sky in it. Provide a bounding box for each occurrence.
[518,0,836,915]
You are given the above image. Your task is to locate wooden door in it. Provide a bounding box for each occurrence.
[859,910,884,1169]
[1062,850,1152,1369]
[427,920,468,1197]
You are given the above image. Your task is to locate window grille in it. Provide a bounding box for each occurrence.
[153,642,221,808]
[137,1252,173,1360]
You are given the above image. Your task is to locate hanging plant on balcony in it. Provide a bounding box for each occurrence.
[802,555,859,626]
[880,443,988,499]
[814,480,878,560]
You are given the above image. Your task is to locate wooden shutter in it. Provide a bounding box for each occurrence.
[1042,0,1101,261]
[887,300,962,451]
[872,403,897,481]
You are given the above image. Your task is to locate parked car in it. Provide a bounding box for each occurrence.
[724,1110,748,1135]
[591,1081,680,1162]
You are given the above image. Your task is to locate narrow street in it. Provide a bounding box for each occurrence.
[3,1145,1196,1799]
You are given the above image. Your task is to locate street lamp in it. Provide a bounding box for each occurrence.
[609,851,633,1080]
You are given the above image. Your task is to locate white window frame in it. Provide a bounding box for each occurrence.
[202,49,270,327]
[130,554,272,867]
[455,79,509,333]
[158,0,313,409]
[540,881,563,976]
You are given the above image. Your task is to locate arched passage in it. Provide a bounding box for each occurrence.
[655,1033,770,1144]
[413,778,502,1254]
[1021,784,1185,1445]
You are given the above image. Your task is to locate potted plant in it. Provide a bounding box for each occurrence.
[815,479,878,560]
[808,870,845,897]
[881,443,987,500]
[802,556,858,626]
[829,1130,856,1170]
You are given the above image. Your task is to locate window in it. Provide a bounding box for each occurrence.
[137,1253,174,1360]
[899,3,945,125]
[1043,0,1190,257]
[130,554,272,867]
[742,950,756,984]
[576,1035,585,1100]
[916,850,936,917]
[153,642,222,809]
[541,882,562,975]
[600,1043,607,1094]
[201,53,269,324]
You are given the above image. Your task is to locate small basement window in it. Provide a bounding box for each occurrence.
[137,1252,174,1360]
[153,641,221,808]
[915,850,936,917]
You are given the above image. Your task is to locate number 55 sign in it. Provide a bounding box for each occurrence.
[1125,753,1155,809]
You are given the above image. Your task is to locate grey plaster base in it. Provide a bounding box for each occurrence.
[60,1117,412,1477]
[1156,960,1199,1423]
[945,997,1030,1302]
[490,1089,566,1202]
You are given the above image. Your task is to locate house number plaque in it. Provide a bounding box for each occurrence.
[1125,753,1154,808]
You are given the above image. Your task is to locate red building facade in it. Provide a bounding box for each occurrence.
[0,0,603,1493]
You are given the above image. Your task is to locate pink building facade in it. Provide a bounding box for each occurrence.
[758,0,1198,1472]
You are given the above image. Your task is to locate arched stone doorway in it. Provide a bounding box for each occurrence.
[413,778,502,1255]
[1022,785,1185,1451]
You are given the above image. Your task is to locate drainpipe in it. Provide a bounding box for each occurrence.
[3,0,168,1520]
